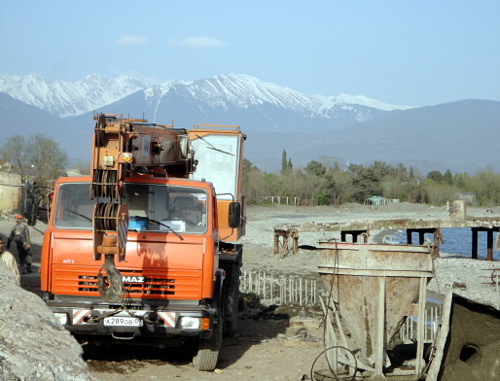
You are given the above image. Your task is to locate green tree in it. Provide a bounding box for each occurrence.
[382,175,406,200]
[453,173,465,188]
[326,169,354,204]
[347,163,383,202]
[0,134,68,187]
[242,158,256,192]
[409,166,419,180]
[394,163,408,182]
[242,159,267,202]
[281,150,288,174]
[471,169,500,205]
[427,170,444,183]
[0,135,29,175]
[423,180,457,205]
[370,161,392,180]
[305,160,326,177]
[316,193,329,205]
[443,169,453,186]
[244,168,268,202]
[263,172,284,196]
[404,178,428,203]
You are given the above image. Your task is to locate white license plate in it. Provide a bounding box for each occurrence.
[103,316,143,327]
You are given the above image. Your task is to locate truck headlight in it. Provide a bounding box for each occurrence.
[54,313,69,325]
[179,317,210,330]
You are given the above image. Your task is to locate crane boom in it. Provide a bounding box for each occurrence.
[89,114,195,301]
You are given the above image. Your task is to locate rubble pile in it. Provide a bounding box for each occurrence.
[0,262,95,380]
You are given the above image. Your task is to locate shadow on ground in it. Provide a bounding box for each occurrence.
[83,310,290,373]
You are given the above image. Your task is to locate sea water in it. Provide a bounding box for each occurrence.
[390,227,500,261]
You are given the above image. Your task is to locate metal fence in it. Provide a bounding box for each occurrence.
[262,196,301,205]
[399,306,442,343]
[240,270,445,344]
[240,270,319,306]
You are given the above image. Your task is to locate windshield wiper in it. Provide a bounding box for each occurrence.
[195,134,235,156]
[130,216,184,240]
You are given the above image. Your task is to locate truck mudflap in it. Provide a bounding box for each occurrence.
[52,306,215,340]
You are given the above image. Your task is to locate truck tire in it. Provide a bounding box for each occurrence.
[192,318,223,371]
[224,276,239,337]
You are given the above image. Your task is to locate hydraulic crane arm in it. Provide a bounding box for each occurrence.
[89,113,195,301]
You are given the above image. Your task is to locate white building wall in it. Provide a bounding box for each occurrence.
[0,172,22,212]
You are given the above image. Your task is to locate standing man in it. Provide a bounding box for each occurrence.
[0,235,21,285]
[7,214,32,274]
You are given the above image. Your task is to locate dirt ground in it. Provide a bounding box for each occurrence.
[84,317,324,380]
[2,203,498,380]
[1,208,327,381]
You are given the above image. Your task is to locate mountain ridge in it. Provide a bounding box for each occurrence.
[0,73,411,119]
[0,74,149,117]
[0,73,498,174]
[249,99,499,173]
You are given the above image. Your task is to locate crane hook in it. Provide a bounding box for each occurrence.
[97,254,125,303]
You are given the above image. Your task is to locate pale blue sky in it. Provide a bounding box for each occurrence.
[0,0,498,106]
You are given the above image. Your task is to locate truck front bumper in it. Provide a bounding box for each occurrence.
[51,305,215,341]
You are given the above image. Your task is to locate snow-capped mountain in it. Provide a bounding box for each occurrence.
[144,74,411,122]
[0,74,149,117]
[315,93,410,112]
[0,73,498,175]
[0,73,410,120]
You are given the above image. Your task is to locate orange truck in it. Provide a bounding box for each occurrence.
[39,114,245,371]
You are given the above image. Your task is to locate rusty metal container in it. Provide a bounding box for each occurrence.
[317,242,434,379]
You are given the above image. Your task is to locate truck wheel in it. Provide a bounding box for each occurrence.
[225,277,239,337]
[192,318,223,371]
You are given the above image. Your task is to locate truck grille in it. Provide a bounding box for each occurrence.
[53,267,202,299]
[78,275,176,295]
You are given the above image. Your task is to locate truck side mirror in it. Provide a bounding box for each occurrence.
[228,202,241,228]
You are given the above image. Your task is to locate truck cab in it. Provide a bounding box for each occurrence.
[39,115,245,371]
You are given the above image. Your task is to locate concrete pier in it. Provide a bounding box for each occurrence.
[274,201,500,260]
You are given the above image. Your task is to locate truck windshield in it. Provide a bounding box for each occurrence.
[53,183,208,233]
[189,134,241,201]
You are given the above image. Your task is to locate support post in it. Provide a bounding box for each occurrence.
[416,276,427,378]
[472,228,478,259]
[418,231,425,245]
[374,276,386,378]
[487,229,494,261]
[433,228,441,257]
[341,230,370,243]
[407,228,440,249]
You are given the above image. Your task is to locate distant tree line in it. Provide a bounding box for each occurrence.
[2,137,498,207]
[0,134,68,188]
[243,150,500,206]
